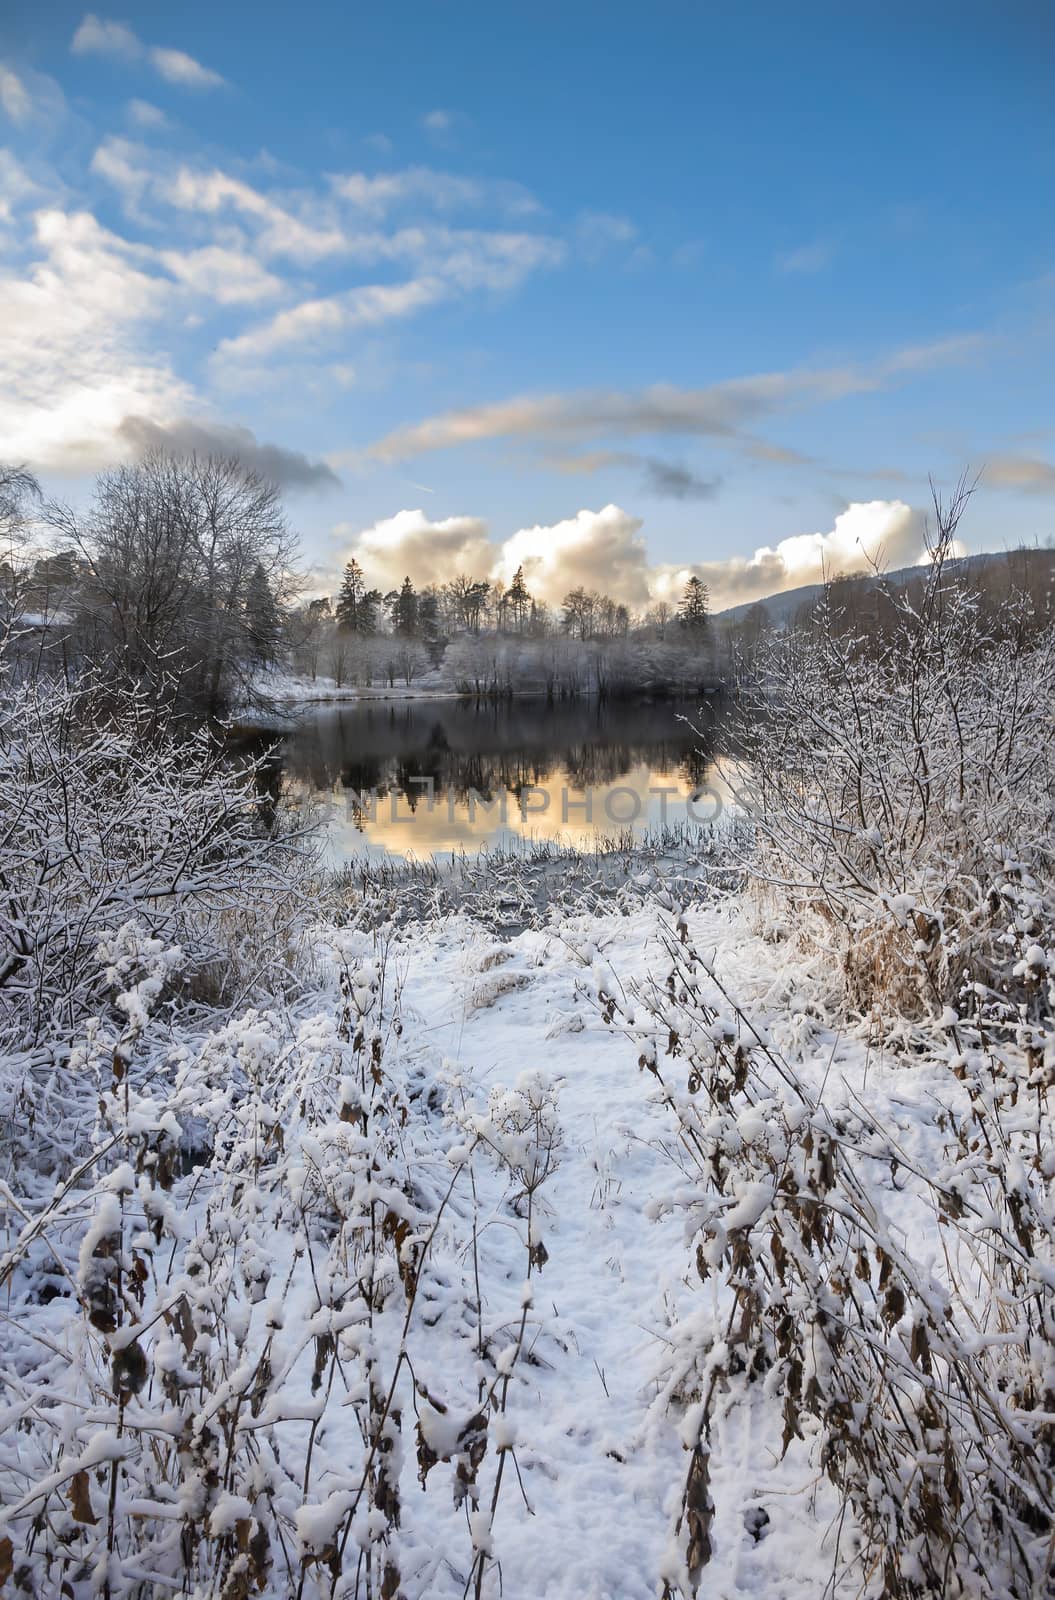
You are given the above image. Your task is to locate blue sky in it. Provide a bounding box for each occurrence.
[1,0,1053,607]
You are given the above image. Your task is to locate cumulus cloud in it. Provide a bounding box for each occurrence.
[652,500,929,612]
[117,416,341,491]
[71,15,225,89]
[985,455,1055,494]
[334,499,933,617]
[338,509,494,591]
[494,505,652,608]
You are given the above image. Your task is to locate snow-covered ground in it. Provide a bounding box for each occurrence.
[4,868,929,1599]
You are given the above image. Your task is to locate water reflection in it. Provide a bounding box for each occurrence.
[259,696,722,860]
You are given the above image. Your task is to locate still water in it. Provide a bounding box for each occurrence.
[259,695,724,862]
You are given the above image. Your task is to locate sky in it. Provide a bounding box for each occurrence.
[1,0,1053,610]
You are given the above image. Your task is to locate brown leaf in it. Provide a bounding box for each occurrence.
[69,1469,98,1526]
[0,1535,12,1589]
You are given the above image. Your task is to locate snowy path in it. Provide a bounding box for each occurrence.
[389,907,846,1600]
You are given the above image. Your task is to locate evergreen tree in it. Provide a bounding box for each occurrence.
[336,559,366,632]
[506,565,531,632]
[244,561,282,664]
[679,575,709,634]
[393,575,419,637]
[336,559,381,634]
[417,588,441,645]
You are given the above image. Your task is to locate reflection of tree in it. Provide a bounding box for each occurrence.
[265,696,720,821]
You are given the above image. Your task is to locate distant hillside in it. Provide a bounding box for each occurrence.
[713,548,1055,628]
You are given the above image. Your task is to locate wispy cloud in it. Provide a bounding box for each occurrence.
[127,97,167,128]
[549,449,721,500]
[0,65,32,124]
[575,210,638,262]
[71,14,225,90]
[215,279,446,364]
[776,239,833,274]
[360,336,986,465]
[985,454,1055,494]
[331,166,540,218]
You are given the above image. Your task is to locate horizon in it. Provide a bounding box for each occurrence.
[2,0,1053,611]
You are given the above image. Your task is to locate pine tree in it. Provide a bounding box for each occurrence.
[244,562,282,665]
[679,575,709,634]
[417,589,440,645]
[336,559,381,635]
[506,565,531,632]
[336,559,366,632]
[393,576,419,637]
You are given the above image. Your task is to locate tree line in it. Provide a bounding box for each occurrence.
[4,449,1053,711]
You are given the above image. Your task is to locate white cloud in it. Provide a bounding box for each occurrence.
[71,14,225,90]
[495,505,652,608]
[332,166,540,218]
[215,279,445,364]
[338,508,493,590]
[0,65,31,123]
[653,500,929,611]
[0,206,191,470]
[127,97,167,128]
[159,244,284,304]
[0,151,38,223]
[334,499,934,615]
[71,14,140,59]
[149,47,224,90]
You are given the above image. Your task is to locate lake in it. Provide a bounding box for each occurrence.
[258,695,726,862]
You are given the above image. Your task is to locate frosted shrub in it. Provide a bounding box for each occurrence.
[0,673,314,1170]
[594,918,1055,1598]
[727,484,1055,1025]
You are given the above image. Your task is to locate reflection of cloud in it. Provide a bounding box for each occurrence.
[321,762,705,861]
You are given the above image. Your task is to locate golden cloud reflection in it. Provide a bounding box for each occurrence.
[298,759,724,862]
